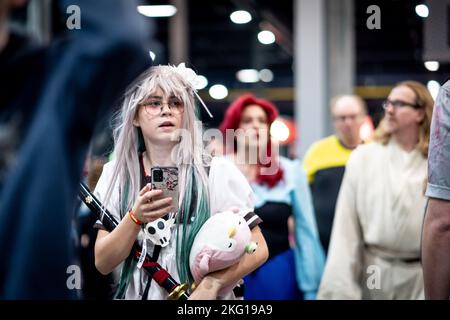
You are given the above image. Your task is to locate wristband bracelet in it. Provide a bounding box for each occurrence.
[128,210,143,226]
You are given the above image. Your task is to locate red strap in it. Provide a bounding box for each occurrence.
[134,251,177,291]
[143,261,174,289]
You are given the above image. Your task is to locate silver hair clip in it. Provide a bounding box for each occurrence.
[194,91,213,118]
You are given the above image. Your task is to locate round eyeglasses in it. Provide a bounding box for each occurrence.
[139,98,184,115]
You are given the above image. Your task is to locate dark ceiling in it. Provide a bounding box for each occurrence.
[10,0,450,126]
[146,0,449,87]
[145,0,294,88]
[140,0,449,126]
[355,0,449,85]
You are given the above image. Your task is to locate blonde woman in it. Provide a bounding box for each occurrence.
[93,65,268,300]
[318,81,434,299]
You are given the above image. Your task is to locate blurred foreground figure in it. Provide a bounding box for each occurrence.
[422,79,450,300]
[318,81,433,299]
[0,0,150,298]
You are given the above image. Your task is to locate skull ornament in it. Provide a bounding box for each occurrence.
[143,218,175,247]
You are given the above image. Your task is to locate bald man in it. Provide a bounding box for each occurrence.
[303,95,367,253]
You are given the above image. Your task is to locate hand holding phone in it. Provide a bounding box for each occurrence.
[151,166,179,214]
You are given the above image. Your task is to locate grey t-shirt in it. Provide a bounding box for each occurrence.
[426,79,450,200]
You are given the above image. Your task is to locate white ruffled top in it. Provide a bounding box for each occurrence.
[93,156,255,300]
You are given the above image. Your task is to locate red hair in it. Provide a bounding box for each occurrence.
[219,93,284,188]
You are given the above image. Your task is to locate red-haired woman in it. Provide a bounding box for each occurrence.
[219,94,325,300]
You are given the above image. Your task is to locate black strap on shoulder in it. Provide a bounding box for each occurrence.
[139,154,162,262]
[139,153,162,299]
[141,277,152,300]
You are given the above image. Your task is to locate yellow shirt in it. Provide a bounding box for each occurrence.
[303,135,353,184]
[302,135,354,253]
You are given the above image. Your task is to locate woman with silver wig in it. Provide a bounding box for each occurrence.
[92,64,268,300]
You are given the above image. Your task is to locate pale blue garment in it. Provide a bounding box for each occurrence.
[426,79,450,200]
[251,156,325,300]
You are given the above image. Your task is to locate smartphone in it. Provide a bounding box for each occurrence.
[150,166,179,214]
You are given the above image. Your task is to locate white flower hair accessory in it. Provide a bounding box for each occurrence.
[172,63,199,88]
[172,63,213,118]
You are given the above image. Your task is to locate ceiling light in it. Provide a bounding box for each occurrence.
[424,61,439,72]
[195,75,208,90]
[257,30,275,45]
[415,4,429,18]
[149,51,156,61]
[209,84,228,100]
[137,5,177,18]
[270,119,290,142]
[230,10,252,24]
[236,69,259,83]
[259,69,274,82]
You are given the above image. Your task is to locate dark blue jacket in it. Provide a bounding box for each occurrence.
[0,0,151,298]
